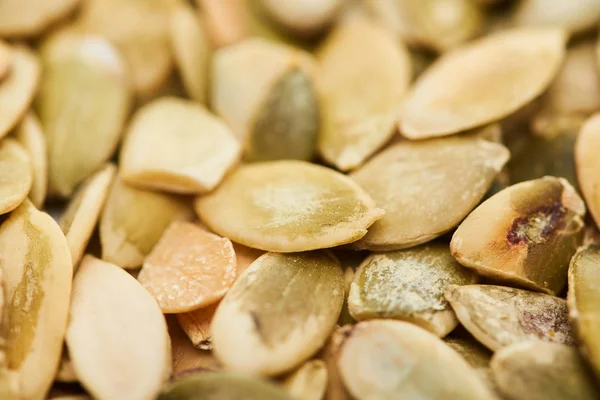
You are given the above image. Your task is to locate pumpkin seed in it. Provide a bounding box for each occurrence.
[120,97,241,194]
[66,256,171,400]
[13,113,47,209]
[445,284,574,351]
[317,17,411,171]
[512,0,600,35]
[445,336,495,390]
[100,176,193,269]
[0,45,40,140]
[337,320,497,400]
[195,160,383,252]
[211,252,344,376]
[450,177,585,294]
[567,245,600,379]
[0,41,11,82]
[322,326,353,400]
[196,0,248,49]
[138,221,236,313]
[348,243,478,337]
[212,38,319,162]
[401,28,566,139]
[0,0,79,37]
[59,164,115,268]
[260,0,344,37]
[158,372,293,400]
[280,359,328,400]
[167,316,221,375]
[39,32,131,198]
[169,3,210,104]
[0,138,33,215]
[350,136,508,250]
[0,200,72,400]
[576,114,600,229]
[491,341,600,400]
[177,302,219,350]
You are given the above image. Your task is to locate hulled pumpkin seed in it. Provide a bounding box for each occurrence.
[317,17,411,171]
[576,114,600,228]
[0,41,11,82]
[196,0,248,49]
[280,359,328,400]
[232,242,264,275]
[445,336,495,390]
[259,0,344,37]
[158,372,293,400]
[400,28,566,139]
[59,163,115,267]
[120,97,240,194]
[138,221,236,313]
[491,341,600,400]
[177,302,219,350]
[100,176,193,269]
[0,200,72,400]
[451,177,585,294]
[0,45,40,140]
[445,285,574,351]
[567,245,600,379]
[512,0,600,35]
[348,243,478,337]
[13,113,47,209]
[0,138,33,215]
[211,252,344,376]
[337,320,497,400]
[39,32,131,198]
[0,0,79,38]
[67,256,171,400]
[167,316,221,375]
[212,38,319,162]
[350,136,508,250]
[322,326,353,400]
[169,3,210,104]
[195,160,382,252]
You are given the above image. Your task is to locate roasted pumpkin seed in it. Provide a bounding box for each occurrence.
[348,243,478,337]
[67,256,171,400]
[317,17,411,171]
[0,0,79,38]
[167,316,221,375]
[211,252,344,376]
[13,113,47,209]
[350,136,508,250]
[195,160,382,252]
[491,341,600,400]
[576,113,600,229]
[0,138,33,215]
[445,284,574,351]
[120,97,240,194]
[177,302,219,350]
[280,359,328,400]
[337,320,497,400]
[401,28,566,139]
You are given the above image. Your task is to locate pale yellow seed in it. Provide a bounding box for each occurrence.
[13,113,47,209]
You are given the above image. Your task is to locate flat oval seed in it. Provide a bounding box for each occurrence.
[491,341,599,400]
[67,256,171,400]
[451,177,585,294]
[259,0,343,36]
[211,252,345,376]
[280,360,328,400]
[169,3,210,103]
[401,28,566,139]
[100,176,193,269]
[14,113,47,209]
[576,114,600,228]
[445,285,574,351]
[168,316,221,375]
[338,320,496,400]
[0,138,32,215]
[348,243,478,337]
[322,326,353,400]
[317,18,411,171]
[0,0,79,37]
[0,41,11,82]
[159,372,293,400]
[0,46,40,139]
[445,337,495,390]
[567,245,600,379]
[0,200,72,400]
[512,0,600,35]
[120,97,240,194]
[59,164,116,268]
[138,221,236,313]
[195,161,383,252]
[350,136,508,250]
[176,302,219,350]
[39,33,131,198]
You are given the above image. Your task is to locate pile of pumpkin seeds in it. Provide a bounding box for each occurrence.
[2,0,600,399]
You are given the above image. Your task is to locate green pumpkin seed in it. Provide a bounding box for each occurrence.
[280,359,328,400]
[13,113,47,209]
[491,341,600,400]
[567,245,600,379]
[195,160,382,252]
[0,138,32,215]
[337,320,497,400]
[445,285,574,351]
[0,0,79,37]
[350,136,508,250]
[401,28,566,139]
[512,0,600,35]
[348,243,478,337]
[576,114,600,229]
[317,17,411,171]
[211,252,344,376]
